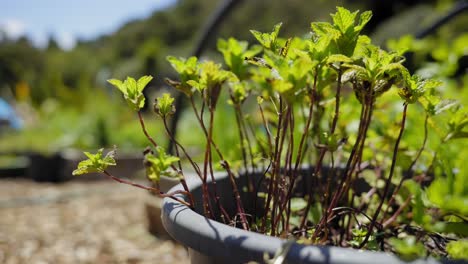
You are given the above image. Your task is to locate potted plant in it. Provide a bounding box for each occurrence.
[73,7,467,263]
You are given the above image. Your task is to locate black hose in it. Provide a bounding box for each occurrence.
[168,0,244,153]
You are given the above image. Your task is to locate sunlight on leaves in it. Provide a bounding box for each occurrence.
[72,148,116,175]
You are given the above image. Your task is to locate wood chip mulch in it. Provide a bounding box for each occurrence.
[0,178,189,264]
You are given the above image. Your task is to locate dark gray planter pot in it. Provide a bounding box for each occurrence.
[161,170,457,264]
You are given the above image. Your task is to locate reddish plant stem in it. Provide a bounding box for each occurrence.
[382,114,429,220]
[275,72,318,234]
[330,68,343,135]
[237,105,257,189]
[137,111,158,148]
[200,109,216,219]
[139,111,195,207]
[190,97,226,162]
[206,111,231,224]
[221,160,250,230]
[339,101,373,202]
[189,96,233,223]
[382,195,411,228]
[408,114,429,172]
[232,101,254,193]
[190,95,214,219]
[272,108,295,233]
[301,68,342,233]
[103,170,193,208]
[359,103,408,248]
[357,166,383,212]
[313,98,373,240]
[336,99,373,206]
[270,103,290,236]
[162,118,202,177]
[258,101,273,152]
[300,146,327,231]
[262,97,284,233]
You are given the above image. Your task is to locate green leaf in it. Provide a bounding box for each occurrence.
[217,38,261,79]
[270,79,293,94]
[257,96,264,105]
[107,79,125,93]
[326,54,353,65]
[229,81,249,104]
[387,35,415,55]
[107,76,152,110]
[403,180,427,225]
[144,147,180,183]
[434,222,468,236]
[137,75,153,92]
[426,178,468,215]
[186,80,201,91]
[398,75,441,104]
[154,93,175,117]
[349,227,377,250]
[73,148,116,176]
[166,56,199,96]
[290,198,307,212]
[355,11,372,32]
[192,61,236,95]
[125,77,138,97]
[446,240,468,259]
[167,56,198,76]
[332,7,358,34]
[389,236,426,261]
[250,22,282,51]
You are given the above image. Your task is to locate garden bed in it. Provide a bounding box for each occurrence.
[0,178,189,264]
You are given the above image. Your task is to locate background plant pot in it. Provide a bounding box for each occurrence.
[0,154,29,178]
[145,176,180,238]
[161,169,454,264]
[27,152,66,182]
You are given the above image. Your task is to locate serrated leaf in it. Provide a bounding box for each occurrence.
[107,79,125,93]
[125,77,137,96]
[166,56,198,82]
[137,75,153,92]
[355,11,372,32]
[187,80,201,91]
[144,147,180,183]
[326,54,353,64]
[332,7,358,34]
[155,93,175,117]
[73,148,116,176]
[446,240,468,259]
[270,79,293,94]
[250,22,282,50]
[107,76,152,110]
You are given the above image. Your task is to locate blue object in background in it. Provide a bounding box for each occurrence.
[0,98,23,130]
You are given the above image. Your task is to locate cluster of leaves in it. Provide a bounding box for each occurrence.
[74,6,467,261]
[107,76,153,110]
[72,148,116,175]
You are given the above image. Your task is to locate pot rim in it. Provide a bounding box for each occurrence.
[162,171,446,264]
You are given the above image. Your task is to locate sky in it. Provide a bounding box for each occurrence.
[0,0,176,50]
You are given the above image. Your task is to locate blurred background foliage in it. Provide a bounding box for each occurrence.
[0,0,466,154]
